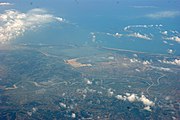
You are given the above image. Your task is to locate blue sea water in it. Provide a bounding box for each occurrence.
[1,0,179,55]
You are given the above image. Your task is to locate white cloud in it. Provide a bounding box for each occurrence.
[129,58,141,63]
[0,2,13,6]
[139,95,155,106]
[125,93,130,96]
[108,56,115,60]
[0,8,65,43]
[113,32,123,38]
[124,26,130,31]
[84,78,92,85]
[90,32,96,42]
[115,95,126,101]
[158,59,180,66]
[160,31,168,35]
[163,36,180,43]
[150,66,171,71]
[124,24,157,31]
[142,61,151,65]
[128,32,151,40]
[32,107,37,113]
[115,93,155,111]
[105,32,123,38]
[107,88,114,97]
[147,11,180,19]
[133,54,138,57]
[59,102,67,108]
[170,30,179,34]
[127,94,138,102]
[163,41,168,44]
[167,49,174,54]
[144,106,152,112]
[116,93,155,106]
[129,58,151,65]
[71,113,76,118]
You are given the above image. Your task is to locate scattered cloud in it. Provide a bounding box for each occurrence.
[59,102,67,108]
[139,95,155,106]
[133,54,138,57]
[0,2,13,6]
[170,30,179,34]
[90,32,123,42]
[107,88,114,97]
[129,58,141,63]
[84,78,92,85]
[113,33,123,38]
[0,8,65,43]
[127,93,137,102]
[115,95,126,101]
[167,49,174,54]
[71,113,76,118]
[128,32,152,40]
[158,59,180,66]
[142,60,151,65]
[129,58,151,65]
[124,24,162,32]
[163,36,180,43]
[150,66,171,72]
[90,32,96,42]
[144,106,152,112]
[91,24,180,52]
[147,11,180,19]
[163,41,168,44]
[105,32,123,38]
[160,31,168,35]
[115,93,155,111]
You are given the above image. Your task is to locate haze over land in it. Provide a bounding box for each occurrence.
[0,0,180,119]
